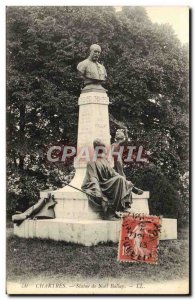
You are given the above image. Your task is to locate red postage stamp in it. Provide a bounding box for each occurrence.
[118,214,161,264]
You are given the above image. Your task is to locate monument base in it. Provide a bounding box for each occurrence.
[13,217,177,246]
[13,189,177,245]
[40,190,150,219]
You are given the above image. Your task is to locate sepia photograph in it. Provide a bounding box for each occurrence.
[6,5,190,295]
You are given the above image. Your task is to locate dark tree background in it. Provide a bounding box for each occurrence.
[6,6,189,226]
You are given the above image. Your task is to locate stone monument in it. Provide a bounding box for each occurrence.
[13,44,177,245]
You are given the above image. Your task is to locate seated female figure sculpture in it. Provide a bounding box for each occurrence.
[81,139,143,220]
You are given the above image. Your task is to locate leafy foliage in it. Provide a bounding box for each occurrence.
[6,7,189,225]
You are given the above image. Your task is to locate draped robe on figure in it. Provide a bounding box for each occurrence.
[81,157,134,215]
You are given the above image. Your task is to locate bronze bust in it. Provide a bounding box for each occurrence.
[77,44,107,91]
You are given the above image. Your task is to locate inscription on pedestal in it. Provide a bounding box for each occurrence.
[77,92,111,153]
[78,94,109,105]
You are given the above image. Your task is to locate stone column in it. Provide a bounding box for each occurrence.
[72,89,111,188]
[77,91,110,159]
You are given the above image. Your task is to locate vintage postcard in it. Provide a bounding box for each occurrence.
[6,6,190,295]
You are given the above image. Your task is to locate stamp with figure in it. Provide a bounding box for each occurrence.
[118,214,161,264]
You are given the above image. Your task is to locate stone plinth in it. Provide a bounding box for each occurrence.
[14,187,177,245]
[40,190,150,219]
[13,217,177,246]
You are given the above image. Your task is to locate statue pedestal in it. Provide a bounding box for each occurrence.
[14,187,177,245]
[13,218,177,246]
[39,190,150,219]
[13,89,177,245]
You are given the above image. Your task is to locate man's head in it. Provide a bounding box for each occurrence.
[89,44,101,62]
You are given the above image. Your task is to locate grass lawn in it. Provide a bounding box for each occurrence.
[6,226,189,285]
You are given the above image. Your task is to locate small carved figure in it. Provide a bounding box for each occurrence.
[12,193,57,225]
[112,129,129,177]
